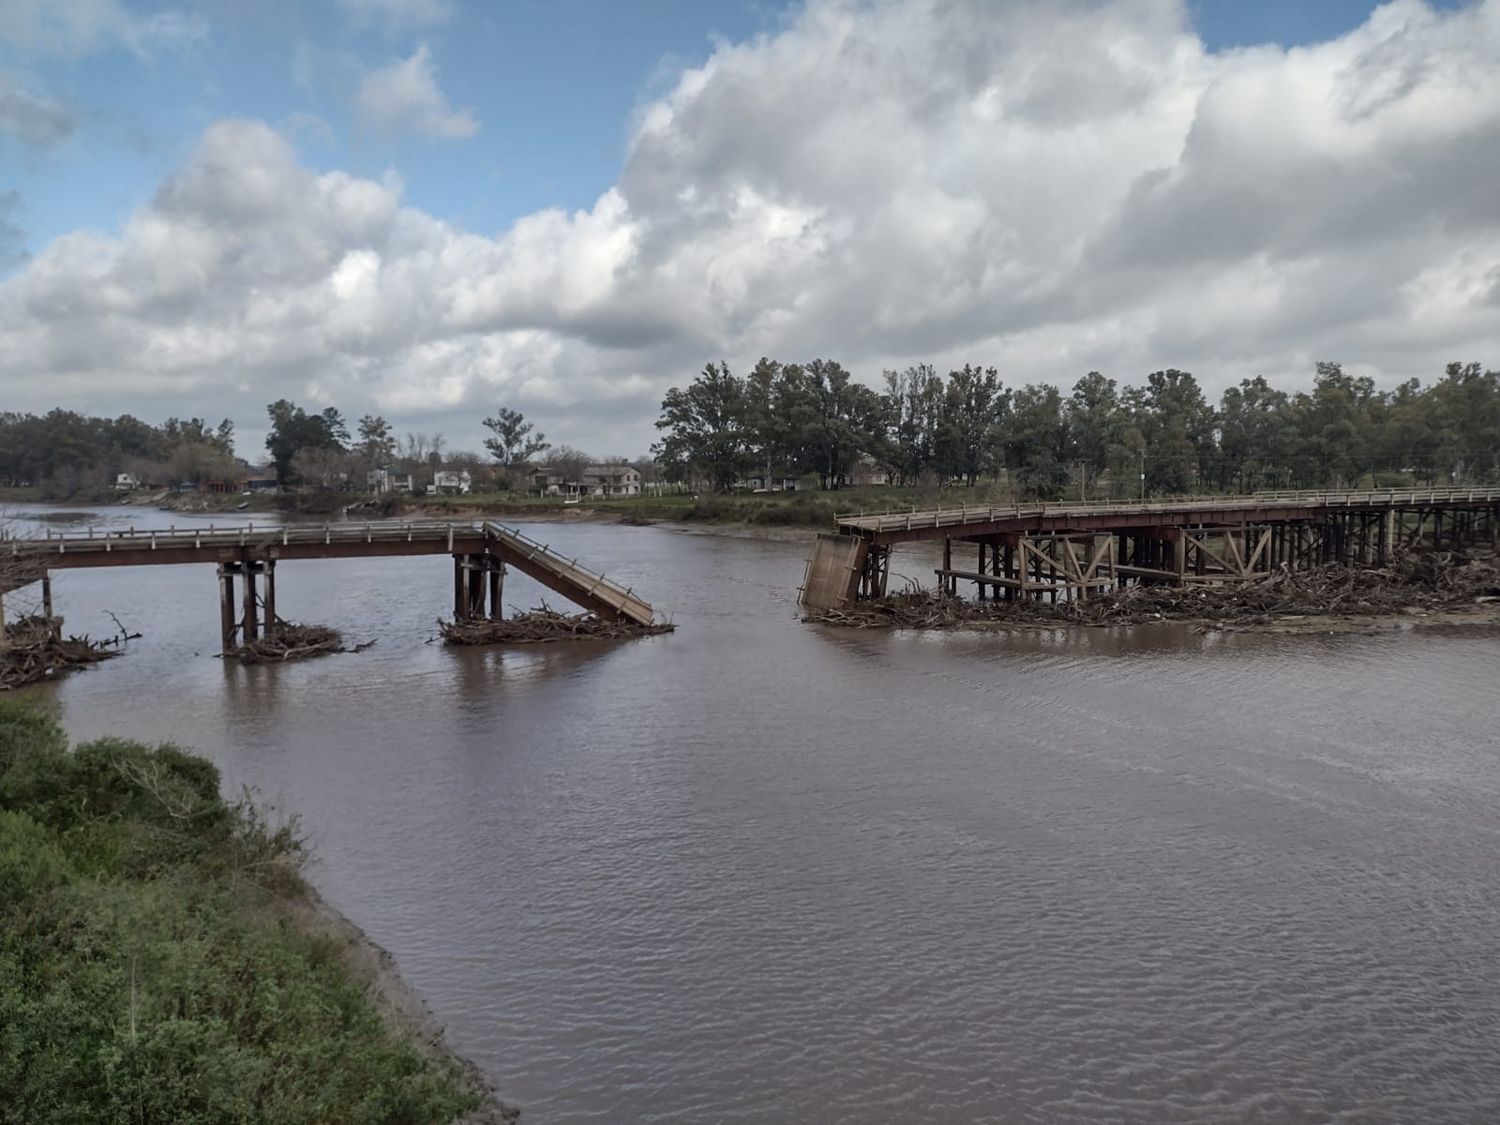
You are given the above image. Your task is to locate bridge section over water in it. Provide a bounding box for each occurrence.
[3,519,659,653]
[801,488,1500,610]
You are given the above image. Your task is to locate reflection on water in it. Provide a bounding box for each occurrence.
[24,504,1500,1123]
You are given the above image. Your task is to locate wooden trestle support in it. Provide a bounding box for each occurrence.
[918,505,1500,605]
[214,552,512,654]
[217,558,277,655]
[452,552,506,623]
[855,544,891,599]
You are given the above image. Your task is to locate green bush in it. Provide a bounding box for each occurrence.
[682,495,740,521]
[0,700,478,1125]
[748,496,837,525]
[0,809,69,908]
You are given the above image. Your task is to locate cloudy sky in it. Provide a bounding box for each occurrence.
[1,0,1496,462]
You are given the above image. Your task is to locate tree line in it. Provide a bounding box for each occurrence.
[651,359,1500,497]
[7,358,1493,501]
[264,401,631,491]
[0,396,647,499]
[0,411,237,497]
[261,400,649,492]
[263,401,548,490]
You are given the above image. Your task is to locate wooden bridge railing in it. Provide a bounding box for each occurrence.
[3,520,484,556]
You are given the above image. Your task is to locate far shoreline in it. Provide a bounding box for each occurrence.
[4,486,828,541]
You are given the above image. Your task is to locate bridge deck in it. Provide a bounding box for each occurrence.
[482,522,655,625]
[835,487,1500,545]
[2,519,659,625]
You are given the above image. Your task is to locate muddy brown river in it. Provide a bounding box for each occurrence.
[17,503,1500,1122]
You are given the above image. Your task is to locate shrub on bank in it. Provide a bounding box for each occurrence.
[682,495,742,521]
[0,701,479,1125]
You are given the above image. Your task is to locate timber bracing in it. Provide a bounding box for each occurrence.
[821,487,1500,607]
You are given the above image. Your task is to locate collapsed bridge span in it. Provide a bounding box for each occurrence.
[801,487,1500,611]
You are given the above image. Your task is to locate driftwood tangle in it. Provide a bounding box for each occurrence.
[0,615,132,690]
[807,549,1500,631]
[440,607,674,645]
[233,620,375,664]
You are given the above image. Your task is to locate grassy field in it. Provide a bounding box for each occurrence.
[0,701,484,1124]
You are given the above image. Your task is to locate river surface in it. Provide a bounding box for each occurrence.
[16,502,1500,1123]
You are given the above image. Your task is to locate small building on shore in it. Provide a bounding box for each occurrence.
[531,464,642,498]
[583,464,640,497]
[740,472,802,492]
[367,467,413,495]
[431,469,473,495]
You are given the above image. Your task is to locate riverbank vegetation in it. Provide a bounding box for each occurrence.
[807,548,1500,633]
[7,356,1497,512]
[0,701,489,1123]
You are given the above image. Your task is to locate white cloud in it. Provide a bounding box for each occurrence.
[0,0,206,59]
[335,0,452,31]
[355,44,478,140]
[0,0,1498,457]
[0,71,74,145]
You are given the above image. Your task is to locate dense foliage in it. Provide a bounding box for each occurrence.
[653,359,1500,497]
[0,702,477,1125]
[264,400,349,486]
[0,411,236,496]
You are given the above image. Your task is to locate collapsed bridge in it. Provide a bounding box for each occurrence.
[2,519,660,653]
[800,487,1500,611]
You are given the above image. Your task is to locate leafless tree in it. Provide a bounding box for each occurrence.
[546,445,592,486]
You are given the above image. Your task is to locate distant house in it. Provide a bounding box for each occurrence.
[366,467,413,495]
[531,464,641,498]
[431,469,472,496]
[530,467,567,496]
[741,472,800,492]
[113,472,140,492]
[582,465,640,497]
[242,473,280,493]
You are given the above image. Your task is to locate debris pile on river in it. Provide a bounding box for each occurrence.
[439,607,674,645]
[0,614,129,689]
[235,623,363,664]
[807,549,1500,631]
